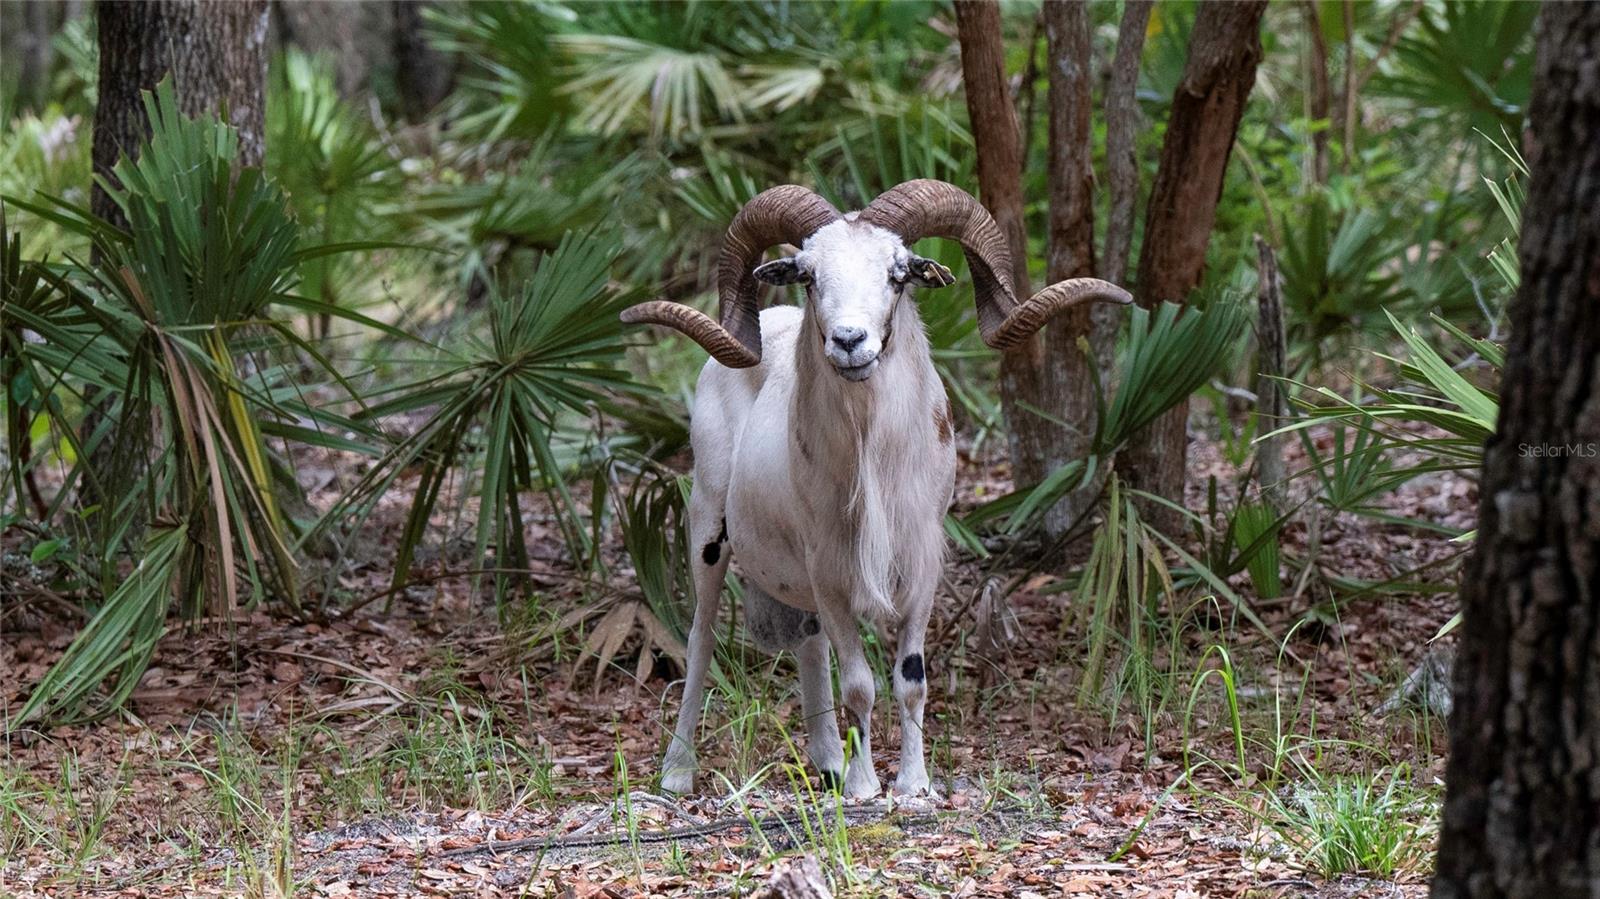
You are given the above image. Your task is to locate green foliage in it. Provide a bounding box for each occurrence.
[322,230,645,604]
[5,80,387,724]
[1374,1,1536,137]
[267,50,406,325]
[1277,196,1411,358]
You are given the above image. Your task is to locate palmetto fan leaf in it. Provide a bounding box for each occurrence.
[320,230,646,603]
[968,301,1248,535]
[557,33,744,140]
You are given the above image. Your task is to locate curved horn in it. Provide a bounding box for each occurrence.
[621,185,841,368]
[858,179,1132,349]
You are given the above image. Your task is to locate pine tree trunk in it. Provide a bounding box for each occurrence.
[1120,0,1266,532]
[1432,5,1600,895]
[91,0,269,223]
[84,0,268,510]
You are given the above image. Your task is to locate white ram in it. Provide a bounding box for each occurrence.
[623,179,1131,798]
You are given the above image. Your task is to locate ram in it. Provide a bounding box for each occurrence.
[623,179,1131,798]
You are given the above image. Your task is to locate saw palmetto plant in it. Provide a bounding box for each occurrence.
[6,82,382,724]
[318,228,646,608]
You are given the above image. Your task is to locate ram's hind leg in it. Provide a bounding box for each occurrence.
[660,491,731,795]
[795,633,844,789]
[815,598,880,799]
[744,588,841,789]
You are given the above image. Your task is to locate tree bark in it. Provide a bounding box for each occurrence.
[1119,0,1266,531]
[954,1,1055,516]
[1102,0,1152,288]
[393,0,455,122]
[1432,5,1600,896]
[91,0,269,224]
[84,0,268,512]
[1253,236,1286,509]
[1301,1,1331,185]
[1039,0,1112,530]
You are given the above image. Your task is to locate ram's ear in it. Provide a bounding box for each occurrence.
[753,257,811,286]
[905,255,956,289]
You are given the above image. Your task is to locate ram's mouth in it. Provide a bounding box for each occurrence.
[835,358,879,382]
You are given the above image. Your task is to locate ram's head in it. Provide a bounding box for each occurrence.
[622,179,1134,378]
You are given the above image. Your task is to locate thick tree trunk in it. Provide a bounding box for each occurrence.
[91,0,269,223]
[1432,5,1600,896]
[84,0,268,511]
[393,0,454,122]
[1040,0,1112,530]
[1120,0,1266,531]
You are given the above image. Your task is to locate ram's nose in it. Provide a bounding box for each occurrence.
[831,326,867,353]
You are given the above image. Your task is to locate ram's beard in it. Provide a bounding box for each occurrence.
[844,398,900,621]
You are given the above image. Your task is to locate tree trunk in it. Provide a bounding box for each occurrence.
[1301,1,1331,185]
[393,0,455,122]
[955,0,1099,538]
[1102,0,1153,288]
[1040,0,1112,530]
[10,1,64,112]
[84,0,268,511]
[1253,236,1286,508]
[91,0,269,224]
[1120,0,1266,531]
[1432,5,1600,895]
[954,2,1049,506]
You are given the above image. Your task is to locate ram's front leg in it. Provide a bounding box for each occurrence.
[660,501,731,795]
[892,571,935,797]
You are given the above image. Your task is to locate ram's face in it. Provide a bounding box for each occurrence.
[754,221,954,382]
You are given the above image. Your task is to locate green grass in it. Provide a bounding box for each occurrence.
[1266,765,1439,878]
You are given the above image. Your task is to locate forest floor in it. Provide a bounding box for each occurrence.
[0,429,1469,898]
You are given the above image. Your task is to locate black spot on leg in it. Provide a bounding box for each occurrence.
[701,517,729,565]
[802,616,820,637]
[819,769,842,791]
[901,653,925,683]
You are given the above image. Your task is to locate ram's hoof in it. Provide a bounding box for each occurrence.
[660,767,696,796]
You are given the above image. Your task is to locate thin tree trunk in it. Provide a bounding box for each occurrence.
[15,1,63,112]
[1253,236,1286,509]
[955,0,1056,519]
[1302,1,1331,185]
[1040,0,1110,530]
[1102,0,1152,288]
[1120,0,1267,532]
[1016,11,1044,176]
[393,0,454,122]
[1432,4,1600,895]
[91,0,269,224]
[1339,0,1357,173]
